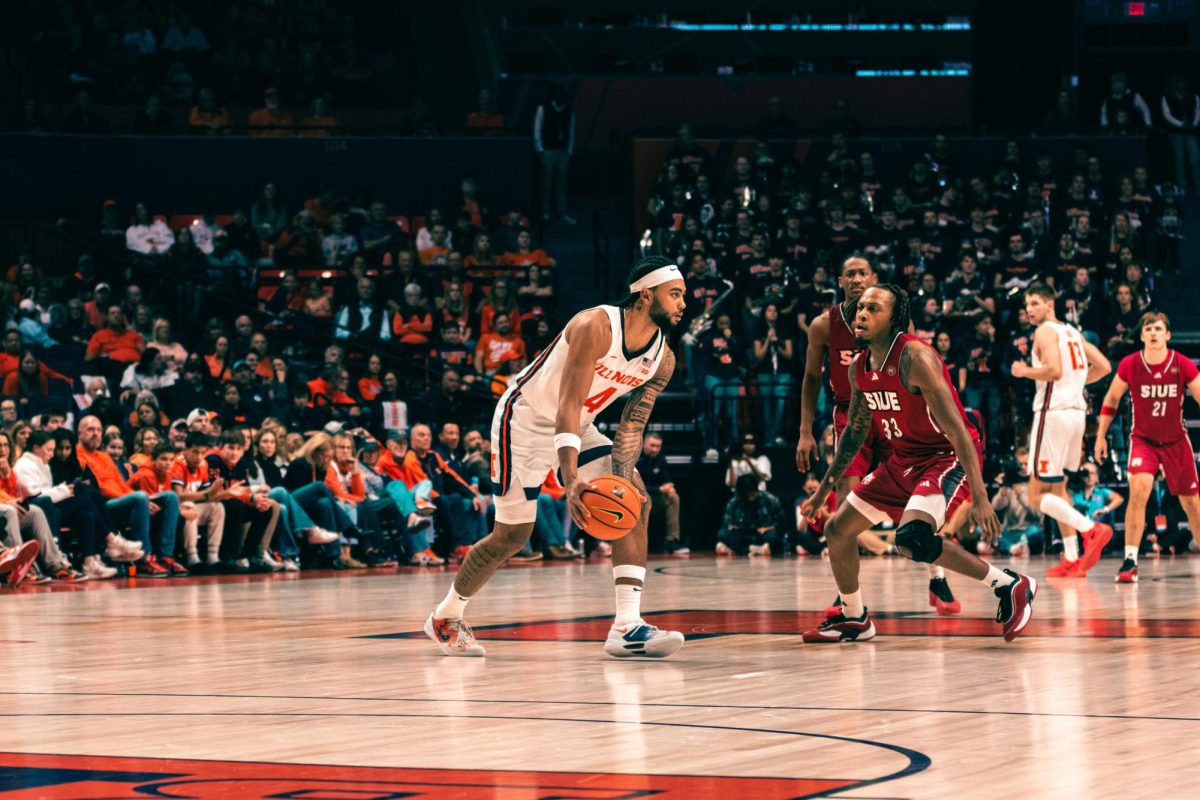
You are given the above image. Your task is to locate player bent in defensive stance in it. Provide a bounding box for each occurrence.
[799,286,1037,643]
[1094,311,1200,583]
[425,256,687,658]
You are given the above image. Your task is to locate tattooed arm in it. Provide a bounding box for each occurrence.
[902,341,1000,541]
[799,354,869,520]
[611,348,676,483]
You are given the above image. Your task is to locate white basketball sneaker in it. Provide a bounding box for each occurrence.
[603,621,685,658]
[424,612,486,657]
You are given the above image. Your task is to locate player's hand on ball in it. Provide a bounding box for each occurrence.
[795,431,816,471]
[970,497,1001,542]
[566,478,596,528]
[1094,437,1108,464]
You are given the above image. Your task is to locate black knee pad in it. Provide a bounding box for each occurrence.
[894,519,942,563]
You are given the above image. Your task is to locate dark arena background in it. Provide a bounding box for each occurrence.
[1,1,1200,798]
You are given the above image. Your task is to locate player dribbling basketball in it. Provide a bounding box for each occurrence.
[425,256,687,659]
[1094,311,1200,582]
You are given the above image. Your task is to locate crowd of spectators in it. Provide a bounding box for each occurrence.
[649,105,1185,465]
[0,170,579,585]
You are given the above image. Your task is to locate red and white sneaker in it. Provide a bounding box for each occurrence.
[1077,523,1113,575]
[159,556,190,576]
[995,570,1038,643]
[424,612,486,657]
[0,541,40,587]
[1045,557,1083,578]
[802,608,876,643]
[928,577,961,615]
[1115,558,1138,584]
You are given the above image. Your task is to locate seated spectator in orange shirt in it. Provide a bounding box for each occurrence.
[464,232,504,279]
[204,335,233,383]
[474,312,527,375]
[303,280,333,318]
[129,445,177,498]
[392,284,434,346]
[466,89,505,134]
[188,87,232,135]
[247,87,295,137]
[358,353,383,401]
[3,350,54,399]
[418,223,451,265]
[303,185,336,230]
[0,331,70,384]
[86,305,145,365]
[275,212,323,267]
[298,95,340,137]
[501,229,557,269]
[83,283,114,329]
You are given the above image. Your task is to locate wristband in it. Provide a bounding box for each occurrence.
[553,432,582,452]
[1100,405,1117,417]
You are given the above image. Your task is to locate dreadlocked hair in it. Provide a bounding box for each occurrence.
[623,255,676,308]
[877,283,911,336]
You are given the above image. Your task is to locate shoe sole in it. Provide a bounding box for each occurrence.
[603,631,685,659]
[1003,577,1038,643]
[423,613,485,657]
[802,622,877,643]
[928,589,962,616]
[3,541,41,586]
[1116,573,1138,583]
[1078,524,1113,574]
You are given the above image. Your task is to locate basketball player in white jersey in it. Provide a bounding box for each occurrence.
[425,256,687,658]
[1011,283,1113,577]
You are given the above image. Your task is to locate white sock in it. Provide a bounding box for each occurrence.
[1063,535,1080,562]
[841,589,865,618]
[613,564,647,628]
[1040,494,1095,539]
[928,564,945,579]
[435,586,471,620]
[982,564,1016,590]
[1125,545,1138,563]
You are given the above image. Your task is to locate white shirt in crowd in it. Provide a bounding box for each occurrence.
[14,452,72,503]
[126,219,175,254]
[725,454,773,492]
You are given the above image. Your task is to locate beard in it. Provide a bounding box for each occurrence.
[853,335,870,348]
[647,297,677,332]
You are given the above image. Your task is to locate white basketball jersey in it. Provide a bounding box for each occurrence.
[509,305,667,423]
[1033,320,1088,412]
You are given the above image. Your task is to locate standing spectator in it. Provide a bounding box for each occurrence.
[466,89,505,134]
[1100,72,1152,130]
[725,433,772,492]
[533,83,576,224]
[248,88,295,137]
[715,472,784,557]
[700,311,743,447]
[638,433,687,554]
[1161,76,1200,195]
[188,88,232,135]
[752,302,794,444]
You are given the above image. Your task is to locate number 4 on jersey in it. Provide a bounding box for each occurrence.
[583,387,617,414]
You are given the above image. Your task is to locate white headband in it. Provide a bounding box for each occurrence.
[629,264,683,293]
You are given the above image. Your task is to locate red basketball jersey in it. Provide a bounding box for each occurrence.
[826,302,860,407]
[1117,350,1199,443]
[854,333,979,457]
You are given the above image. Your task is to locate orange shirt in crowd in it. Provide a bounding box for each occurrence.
[86,328,145,363]
[0,354,70,383]
[478,305,523,336]
[325,463,366,503]
[358,377,382,401]
[188,107,233,134]
[418,246,449,265]
[169,459,211,493]
[130,467,170,496]
[475,332,526,372]
[77,446,134,499]
[247,108,295,137]
[306,377,355,406]
[500,249,553,268]
[466,111,505,132]
[397,449,473,498]
[392,311,433,344]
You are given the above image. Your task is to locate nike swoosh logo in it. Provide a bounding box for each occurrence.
[596,508,625,522]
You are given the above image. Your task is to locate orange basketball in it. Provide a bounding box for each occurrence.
[580,474,642,541]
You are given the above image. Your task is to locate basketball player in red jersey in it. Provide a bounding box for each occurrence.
[796,256,961,615]
[1094,311,1200,583]
[799,286,1037,643]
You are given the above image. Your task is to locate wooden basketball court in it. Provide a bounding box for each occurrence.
[3,554,1199,798]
